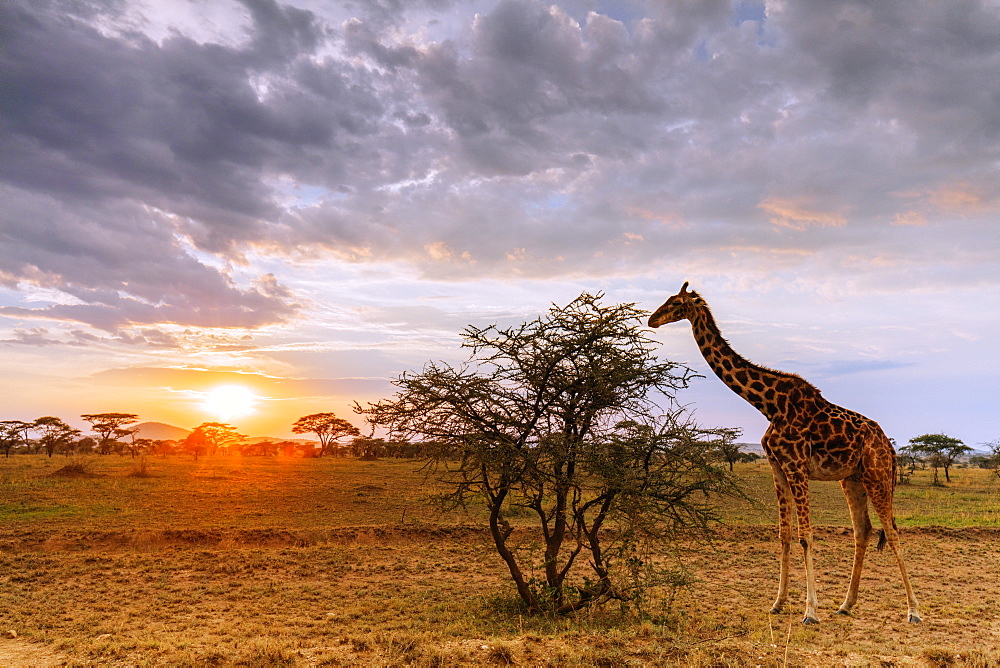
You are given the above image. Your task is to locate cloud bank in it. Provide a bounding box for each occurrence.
[2,0,998,335]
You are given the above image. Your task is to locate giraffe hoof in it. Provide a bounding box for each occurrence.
[835,609,851,617]
[769,607,782,615]
[802,616,820,625]
[908,614,922,624]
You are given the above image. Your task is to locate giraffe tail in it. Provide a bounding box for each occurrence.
[876,528,887,552]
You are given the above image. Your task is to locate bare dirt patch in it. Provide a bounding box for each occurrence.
[0,638,71,667]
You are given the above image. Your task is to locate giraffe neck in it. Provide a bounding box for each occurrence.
[687,300,813,420]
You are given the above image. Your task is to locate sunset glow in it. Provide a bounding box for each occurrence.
[202,386,258,422]
[0,2,997,447]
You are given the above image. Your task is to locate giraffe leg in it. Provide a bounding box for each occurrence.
[786,474,820,624]
[837,478,873,616]
[867,481,922,623]
[768,461,794,615]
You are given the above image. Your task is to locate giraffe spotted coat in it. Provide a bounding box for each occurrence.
[649,282,920,625]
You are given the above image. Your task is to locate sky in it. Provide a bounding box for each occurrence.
[1,0,998,448]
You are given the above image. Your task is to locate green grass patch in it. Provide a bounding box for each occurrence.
[711,461,1000,528]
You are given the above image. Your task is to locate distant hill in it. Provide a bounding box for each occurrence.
[132,423,316,444]
[244,436,317,445]
[133,422,191,441]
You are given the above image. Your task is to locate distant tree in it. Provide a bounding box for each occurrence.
[896,450,919,484]
[130,437,157,458]
[149,439,177,457]
[61,436,85,457]
[114,427,143,459]
[0,420,32,457]
[384,438,421,458]
[276,441,302,457]
[74,436,98,455]
[32,417,81,458]
[297,442,320,458]
[926,453,949,485]
[907,433,972,485]
[291,413,361,457]
[894,438,919,485]
[709,427,745,472]
[988,442,1000,480]
[358,293,741,614]
[412,439,460,460]
[350,436,386,460]
[349,436,418,459]
[181,432,207,460]
[183,422,246,459]
[975,439,1000,479]
[81,413,140,455]
[239,440,280,456]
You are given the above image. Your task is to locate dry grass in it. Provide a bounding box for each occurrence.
[0,455,998,666]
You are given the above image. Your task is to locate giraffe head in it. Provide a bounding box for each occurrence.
[648,282,698,328]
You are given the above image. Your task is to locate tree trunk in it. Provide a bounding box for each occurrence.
[544,481,570,602]
[487,489,539,612]
[556,494,616,614]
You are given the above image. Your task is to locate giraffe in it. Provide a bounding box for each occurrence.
[648,282,921,625]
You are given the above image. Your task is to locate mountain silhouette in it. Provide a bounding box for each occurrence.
[133,422,191,441]
[132,422,316,445]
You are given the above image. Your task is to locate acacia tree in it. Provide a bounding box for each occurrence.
[239,439,280,456]
[291,413,361,456]
[183,422,246,458]
[907,433,972,484]
[32,417,81,457]
[709,427,745,472]
[75,437,98,455]
[149,439,177,457]
[0,420,32,457]
[981,440,1000,479]
[893,437,919,484]
[358,293,741,614]
[80,413,140,455]
[131,437,156,457]
[116,428,144,457]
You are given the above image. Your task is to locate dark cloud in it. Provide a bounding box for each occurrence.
[1,0,999,328]
[0,0,322,328]
[240,0,326,65]
[0,186,299,330]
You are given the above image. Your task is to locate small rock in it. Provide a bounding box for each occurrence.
[5,629,16,639]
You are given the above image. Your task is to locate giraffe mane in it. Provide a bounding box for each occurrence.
[691,290,817,389]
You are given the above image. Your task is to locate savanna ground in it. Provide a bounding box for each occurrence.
[0,455,998,667]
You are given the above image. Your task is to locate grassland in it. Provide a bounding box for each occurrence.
[0,455,998,666]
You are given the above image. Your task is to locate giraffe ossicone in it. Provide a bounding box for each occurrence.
[649,282,921,625]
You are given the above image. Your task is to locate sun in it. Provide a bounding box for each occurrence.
[202,385,258,422]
